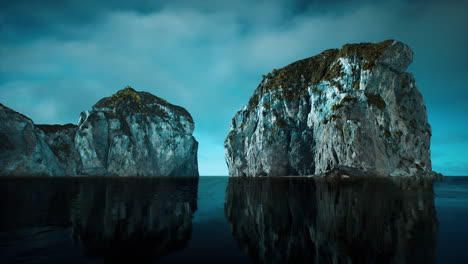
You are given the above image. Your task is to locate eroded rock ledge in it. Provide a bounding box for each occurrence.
[225,40,437,177]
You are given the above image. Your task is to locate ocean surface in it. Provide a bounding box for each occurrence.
[0,176,467,264]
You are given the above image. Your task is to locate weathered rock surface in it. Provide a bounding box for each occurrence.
[0,104,64,176]
[75,87,199,176]
[225,40,435,177]
[0,87,199,176]
[225,177,437,263]
[37,124,82,175]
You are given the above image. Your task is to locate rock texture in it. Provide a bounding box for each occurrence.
[37,124,82,175]
[225,177,437,263]
[0,104,64,176]
[75,87,199,176]
[225,40,434,177]
[0,87,199,176]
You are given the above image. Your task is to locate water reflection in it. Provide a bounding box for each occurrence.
[225,177,437,264]
[0,177,198,263]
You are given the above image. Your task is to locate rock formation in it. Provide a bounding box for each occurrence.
[74,87,198,176]
[225,40,435,177]
[0,87,199,176]
[225,177,437,263]
[0,104,64,176]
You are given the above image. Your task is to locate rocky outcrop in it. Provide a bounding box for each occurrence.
[225,40,435,177]
[225,177,437,263]
[0,104,64,176]
[0,87,199,176]
[74,87,199,176]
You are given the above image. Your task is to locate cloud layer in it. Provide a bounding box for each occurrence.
[1,0,467,175]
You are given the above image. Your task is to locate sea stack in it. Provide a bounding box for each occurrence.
[225,40,435,177]
[0,87,199,176]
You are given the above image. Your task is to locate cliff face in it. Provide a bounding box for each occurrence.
[75,87,199,176]
[225,177,437,263]
[225,40,433,177]
[0,87,199,176]
[0,104,64,176]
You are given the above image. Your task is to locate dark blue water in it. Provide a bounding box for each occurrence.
[0,176,467,263]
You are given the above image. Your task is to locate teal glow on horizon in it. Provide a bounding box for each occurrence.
[0,0,466,175]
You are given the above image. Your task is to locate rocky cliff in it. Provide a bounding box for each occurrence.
[225,40,434,177]
[75,87,199,176]
[0,87,199,176]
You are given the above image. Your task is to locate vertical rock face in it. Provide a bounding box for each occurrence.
[225,177,437,263]
[0,104,63,176]
[0,87,199,176]
[75,87,199,176]
[225,40,434,177]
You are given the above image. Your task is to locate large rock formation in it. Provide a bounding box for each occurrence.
[0,87,199,176]
[225,177,437,263]
[225,40,434,177]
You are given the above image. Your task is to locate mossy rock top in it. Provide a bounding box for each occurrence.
[263,40,394,90]
[249,40,397,107]
[93,87,193,123]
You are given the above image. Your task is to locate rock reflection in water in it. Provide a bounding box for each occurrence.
[225,177,437,264]
[71,177,199,262]
[0,177,198,263]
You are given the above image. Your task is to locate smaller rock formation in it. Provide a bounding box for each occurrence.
[0,87,199,176]
[225,40,436,177]
[75,87,199,176]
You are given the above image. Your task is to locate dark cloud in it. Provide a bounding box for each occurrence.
[0,0,466,175]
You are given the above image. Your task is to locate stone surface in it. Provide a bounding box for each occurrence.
[0,87,199,176]
[37,124,82,175]
[0,104,64,176]
[75,87,199,176]
[225,40,435,177]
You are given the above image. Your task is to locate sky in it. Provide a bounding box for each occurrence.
[0,0,467,176]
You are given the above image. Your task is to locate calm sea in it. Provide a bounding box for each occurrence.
[0,176,467,264]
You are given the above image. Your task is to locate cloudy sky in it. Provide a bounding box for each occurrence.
[0,0,467,175]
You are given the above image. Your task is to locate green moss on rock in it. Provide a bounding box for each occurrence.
[94,86,193,123]
[246,40,394,110]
